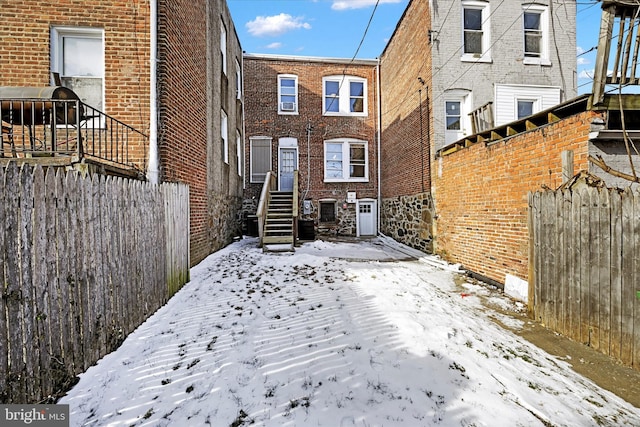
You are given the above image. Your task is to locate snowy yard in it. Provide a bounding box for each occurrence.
[60,236,640,426]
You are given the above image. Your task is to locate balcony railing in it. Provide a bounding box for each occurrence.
[0,98,146,174]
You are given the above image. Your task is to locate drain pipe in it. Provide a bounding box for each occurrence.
[147,0,160,184]
[376,58,382,234]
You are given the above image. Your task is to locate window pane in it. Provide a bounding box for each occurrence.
[517,100,534,119]
[525,34,541,56]
[350,145,365,161]
[326,143,343,178]
[325,81,339,96]
[325,96,339,112]
[446,101,460,115]
[464,32,482,54]
[446,101,461,130]
[464,9,482,30]
[350,97,363,112]
[524,12,540,30]
[446,117,461,130]
[281,78,295,88]
[63,37,103,76]
[349,144,366,178]
[350,82,363,97]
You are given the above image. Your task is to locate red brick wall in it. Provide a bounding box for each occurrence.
[380,0,432,198]
[243,56,378,215]
[434,111,602,284]
[0,0,151,167]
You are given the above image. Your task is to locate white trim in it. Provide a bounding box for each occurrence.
[460,0,491,63]
[323,138,369,183]
[522,3,551,66]
[322,75,368,117]
[50,26,105,110]
[236,130,242,176]
[221,110,229,164]
[220,20,227,75]
[278,74,298,115]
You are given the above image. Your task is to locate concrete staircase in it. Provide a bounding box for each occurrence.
[262,191,295,252]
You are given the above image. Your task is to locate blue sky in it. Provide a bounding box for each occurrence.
[228,0,602,94]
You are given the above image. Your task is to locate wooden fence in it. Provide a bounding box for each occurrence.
[529,187,640,370]
[0,163,190,403]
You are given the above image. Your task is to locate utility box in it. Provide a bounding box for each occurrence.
[303,200,312,215]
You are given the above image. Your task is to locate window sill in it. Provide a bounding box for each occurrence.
[278,111,299,115]
[460,54,492,64]
[324,178,369,183]
[323,112,368,118]
[523,57,551,66]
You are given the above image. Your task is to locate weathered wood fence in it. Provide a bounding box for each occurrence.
[529,187,640,370]
[0,163,190,403]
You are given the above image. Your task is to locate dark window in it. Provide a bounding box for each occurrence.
[320,202,336,223]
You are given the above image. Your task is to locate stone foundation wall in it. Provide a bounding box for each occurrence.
[381,193,433,253]
[206,193,243,257]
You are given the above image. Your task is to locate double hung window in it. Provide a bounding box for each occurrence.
[51,27,104,112]
[323,76,367,116]
[278,75,298,114]
[324,139,368,182]
[523,5,550,65]
[461,1,491,62]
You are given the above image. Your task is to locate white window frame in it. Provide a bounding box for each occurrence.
[522,4,550,66]
[250,136,272,183]
[322,76,368,117]
[278,74,298,114]
[220,21,227,75]
[461,1,491,63]
[236,59,242,99]
[323,138,369,183]
[50,26,105,114]
[221,110,228,164]
[516,97,540,120]
[236,130,243,176]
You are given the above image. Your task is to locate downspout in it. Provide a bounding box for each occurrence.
[376,58,382,235]
[147,0,160,184]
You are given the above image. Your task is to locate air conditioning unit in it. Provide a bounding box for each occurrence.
[280,102,296,111]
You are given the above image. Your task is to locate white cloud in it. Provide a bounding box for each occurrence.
[246,13,311,37]
[332,0,403,10]
[266,42,283,49]
[577,57,589,66]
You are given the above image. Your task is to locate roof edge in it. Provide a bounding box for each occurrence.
[242,53,378,66]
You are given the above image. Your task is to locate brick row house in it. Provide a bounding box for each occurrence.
[0,0,244,265]
[242,54,379,242]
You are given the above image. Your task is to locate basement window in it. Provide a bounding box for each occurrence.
[319,201,336,223]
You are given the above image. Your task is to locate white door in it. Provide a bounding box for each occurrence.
[279,147,297,191]
[357,200,376,236]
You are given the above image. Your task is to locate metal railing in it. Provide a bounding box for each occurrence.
[0,98,146,168]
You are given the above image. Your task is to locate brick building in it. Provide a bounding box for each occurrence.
[243,54,379,238]
[0,0,244,265]
[378,0,577,253]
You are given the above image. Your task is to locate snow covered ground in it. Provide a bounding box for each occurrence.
[59,236,640,426]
